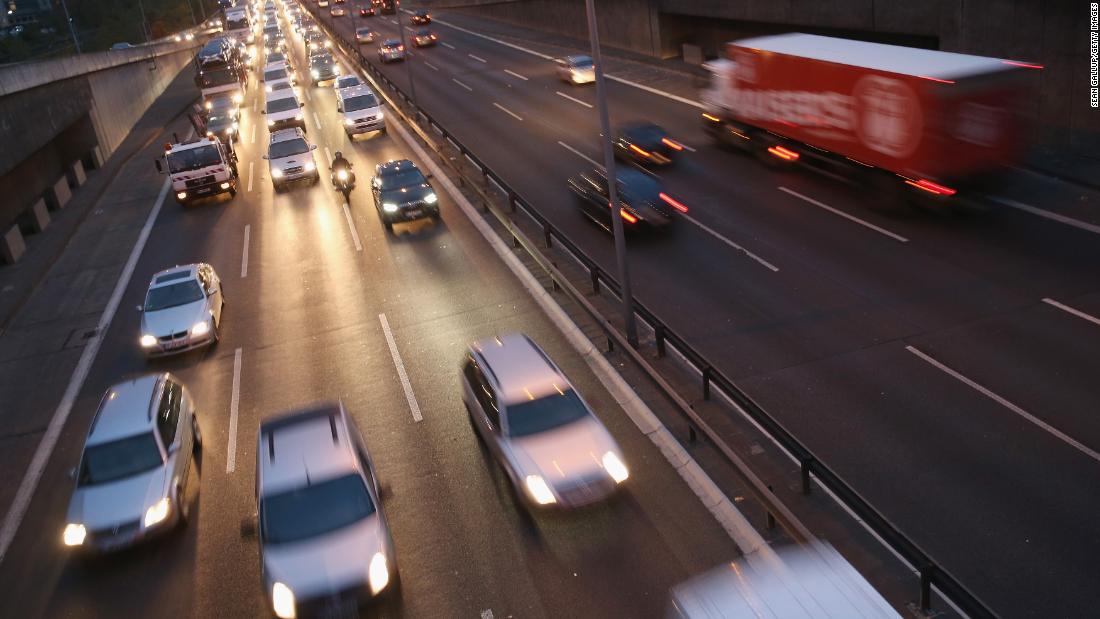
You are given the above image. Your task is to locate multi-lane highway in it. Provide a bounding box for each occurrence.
[0,5,749,617]
[314,7,1100,617]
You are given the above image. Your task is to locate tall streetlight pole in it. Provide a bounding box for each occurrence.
[137,0,151,43]
[57,0,81,53]
[584,0,637,347]
[393,1,417,109]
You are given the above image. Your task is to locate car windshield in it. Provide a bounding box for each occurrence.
[617,170,662,203]
[378,168,424,189]
[269,82,293,93]
[79,432,163,486]
[227,16,248,29]
[267,52,285,63]
[264,68,288,81]
[312,55,334,67]
[572,57,594,69]
[506,389,590,437]
[208,114,232,127]
[269,137,309,158]
[261,474,375,544]
[166,145,222,173]
[343,93,378,112]
[200,68,238,87]
[622,124,667,147]
[355,28,371,36]
[145,279,204,310]
[208,96,234,111]
[267,97,299,113]
[382,39,400,47]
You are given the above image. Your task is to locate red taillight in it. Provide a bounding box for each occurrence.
[661,137,684,151]
[918,75,955,84]
[629,144,651,158]
[1002,59,1043,69]
[164,142,172,151]
[905,178,957,196]
[659,192,688,213]
[767,145,799,161]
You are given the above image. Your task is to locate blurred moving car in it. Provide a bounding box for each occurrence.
[264,127,320,191]
[410,9,431,24]
[614,122,684,166]
[202,92,240,122]
[667,542,901,619]
[556,54,595,85]
[309,52,340,85]
[378,39,405,63]
[338,85,385,137]
[460,333,629,510]
[370,159,438,231]
[567,167,688,232]
[138,264,225,356]
[355,27,377,44]
[358,4,375,17]
[330,5,346,16]
[411,28,437,47]
[254,402,399,618]
[110,42,135,50]
[63,374,201,552]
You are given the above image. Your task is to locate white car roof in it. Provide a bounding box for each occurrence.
[269,127,306,143]
[259,403,359,495]
[87,375,163,445]
[732,33,1018,81]
[149,264,199,288]
[338,84,374,100]
[472,333,568,404]
[264,89,298,105]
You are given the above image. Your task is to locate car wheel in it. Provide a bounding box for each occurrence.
[383,219,393,232]
[192,415,203,452]
[176,485,190,525]
[430,211,441,222]
[228,187,237,197]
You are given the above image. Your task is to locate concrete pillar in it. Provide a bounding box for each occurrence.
[49,175,72,210]
[1,225,25,264]
[71,160,87,186]
[27,198,50,233]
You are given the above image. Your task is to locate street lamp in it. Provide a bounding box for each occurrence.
[583,0,638,347]
[57,0,81,53]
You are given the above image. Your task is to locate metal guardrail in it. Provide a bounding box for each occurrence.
[309,9,998,618]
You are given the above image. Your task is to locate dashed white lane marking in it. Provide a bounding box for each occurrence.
[241,225,251,278]
[452,78,472,91]
[1042,298,1100,328]
[480,611,494,619]
[778,186,909,243]
[679,143,697,152]
[558,140,600,168]
[468,53,487,63]
[987,196,1100,236]
[313,111,322,130]
[441,41,455,50]
[378,313,423,422]
[247,161,254,192]
[424,60,439,71]
[0,170,180,564]
[324,146,332,167]
[555,90,593,108]
[681,214,780,272]
[342,203,363,251]
[388,18,397,24]
[906,345,1100,465]
[226,347,243,474]
[504,69,528,81]
[305,87,312,101]
[250,124,256,144]
[493,102,522,121]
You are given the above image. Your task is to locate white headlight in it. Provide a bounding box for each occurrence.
[336,169,348,180]
[294,112,303,120]
[345,117,355,125]
[368,551,390,594]
[424,192,438,204]
[232,93,244,104]
[311,69,319,78]
[267,119,276,126]
[271,167,284,178]
[176,191,188,200]
[304,161,316,172]
[602,451,629,483]
[191,321,210,337]
[63,523,86,546]
[140,334,157,348]
[266,84,273,92]
[382,202,398,213]
[376,111,384,120]
[524,475,556,505]
[143,497,170,527]
[272,582,296,619]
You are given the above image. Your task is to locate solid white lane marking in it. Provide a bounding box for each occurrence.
[906,345,1100,464]
[555,90,593,108]
[432,17,705,109]
[378,313,423,422]
[247,161,254,192]
[987,196,1100,236]
[324,146,332,167]
[252,100,257,113]
[1042,298,1100,328]
[241,225,251,278]
[681,214,780,272]
[305,88,312,101]
[558,140,600,168]
[313,111,322,130]
[679,143,697,152]
[452,78,472,91]
[778,186,909,243]
[342,203,363,251]
[424,61,439,71]
[250,124,256,144]
[504,69,528,81]
[226,347,243,473]
[468,53,486,63]
[0,170,179,564]
[493,102,522,121]
[441,41,455,50]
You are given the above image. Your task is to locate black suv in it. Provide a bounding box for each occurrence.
[370,159,439,232]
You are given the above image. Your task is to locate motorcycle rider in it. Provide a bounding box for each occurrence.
[331,151,355,186]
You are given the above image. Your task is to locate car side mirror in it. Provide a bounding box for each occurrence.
[260,109,266,114]
[310,144,317,150]
[299,101,305,107]
[378,480,392,501]
[262,154,270,160]
[424,173,433,179]
[68,467,77,480]
[135,304,143,311]
[154,159,164,174]
[239,515,258,538]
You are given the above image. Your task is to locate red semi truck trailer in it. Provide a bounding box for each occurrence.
[700,33,1041,203]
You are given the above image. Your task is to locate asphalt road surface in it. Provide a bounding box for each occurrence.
[317,7,1100,617]
[0,8,745,617]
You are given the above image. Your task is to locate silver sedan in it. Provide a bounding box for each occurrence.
[138,263,225,356]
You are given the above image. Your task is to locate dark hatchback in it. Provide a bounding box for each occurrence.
[567,167,688,231]
[371,159,440,231]
[309,53,339,85]
[412,28,437,47]
[359,3,375,16]
[410,9,431,24]
[613,122,684,166]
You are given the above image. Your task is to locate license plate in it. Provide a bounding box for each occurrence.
[406,209,422,218]
[196,186,213,194]
[163,339,186,350]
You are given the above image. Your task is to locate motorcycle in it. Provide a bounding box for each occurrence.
[331,166,355,201]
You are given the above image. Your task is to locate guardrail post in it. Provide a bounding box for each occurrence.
[543,225,552,248]
[919,565,933,611]
[654,325,666,358]
[799,458,812,495]
[591,270,601,295]
[766,485,776,529]
[606,334,614,353]
[508,193,518,214]
[512,233,520,249]
[687,425,697,443]
[702,367,713,400]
